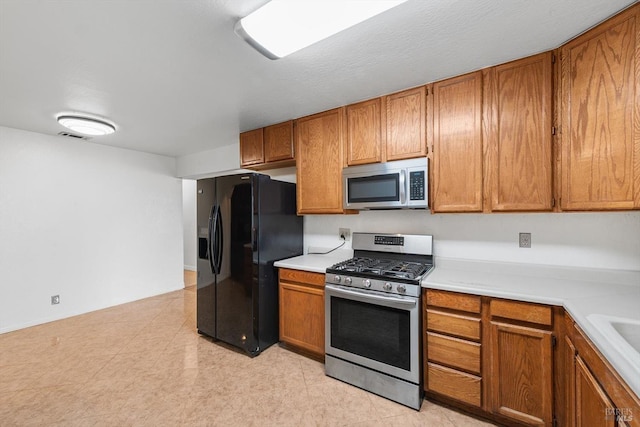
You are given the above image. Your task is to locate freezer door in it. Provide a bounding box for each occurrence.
[196,178,216,338]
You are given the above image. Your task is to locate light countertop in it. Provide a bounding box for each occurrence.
[274,250,353,274]
[273,253,640,398]
[423,258,640,398]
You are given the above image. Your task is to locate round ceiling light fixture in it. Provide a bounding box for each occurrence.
[57,114,116,136]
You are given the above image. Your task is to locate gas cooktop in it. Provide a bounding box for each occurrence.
[327,257,432,281]
[325,233,434,287]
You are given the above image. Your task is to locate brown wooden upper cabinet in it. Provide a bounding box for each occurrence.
[264,120,294,164]
[346,98,384,165]
[485,52,554,212]
[345,88,427,166]
[239,128,264,167]
[431,71,484,213]
[386,86,427,161]
[295,108,347,214]
[559,3,640,211]
[240,121,295,170]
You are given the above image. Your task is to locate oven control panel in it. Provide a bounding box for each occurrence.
[325,274,421,298]
[374,235,404,246]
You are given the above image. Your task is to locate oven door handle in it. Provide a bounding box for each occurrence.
[325,284,416,310]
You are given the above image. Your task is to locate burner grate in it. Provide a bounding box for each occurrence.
[329,257,432,281]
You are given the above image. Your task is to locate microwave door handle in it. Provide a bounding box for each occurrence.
[399,170,407,204]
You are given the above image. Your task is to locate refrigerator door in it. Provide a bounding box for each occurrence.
[196,178,216,338]
[215,174,260,354]
[255,175,303,350]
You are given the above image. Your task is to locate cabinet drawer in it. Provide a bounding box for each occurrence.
[428,362,481,407]
[279,269,325,287]
[427,309,481,341]
[427,332,481,374]
[427,289,481,314]
[490,299,552,326]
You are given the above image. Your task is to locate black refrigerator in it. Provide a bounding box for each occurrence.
[196,173,303,356]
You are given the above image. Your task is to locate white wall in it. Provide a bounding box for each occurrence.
[0,126,184,333]
[182,179,197,271]
[304,210,640,271]
[176,143,241,179]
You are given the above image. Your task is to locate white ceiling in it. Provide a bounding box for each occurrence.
[0,0,635,158]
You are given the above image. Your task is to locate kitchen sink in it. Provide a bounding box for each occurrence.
[588,314,640,372]
[611,319,640,353]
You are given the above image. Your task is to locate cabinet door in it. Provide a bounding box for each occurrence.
[565,335,577,427]
[346,98,383,165]
[490,321,554,426]
[264,121,294,163]
[432,71,483,212]
[239,128,264,167]
[560,4,640,210]
[295,108,346,214]
[386,87,426,161]
[575,355,616,427]
[486,52,553,211]
[279,270,325,358]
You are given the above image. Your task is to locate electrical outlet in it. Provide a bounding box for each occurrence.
[51,295,60,305]
[339,228,351,241]
[519,232,531,248]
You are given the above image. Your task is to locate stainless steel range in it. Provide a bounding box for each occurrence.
[324,233,433,410]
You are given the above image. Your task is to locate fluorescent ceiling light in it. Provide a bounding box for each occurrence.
[235,0,408,59]
[57,115,116,136]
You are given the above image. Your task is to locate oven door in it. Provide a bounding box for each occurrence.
[325,283,420,383]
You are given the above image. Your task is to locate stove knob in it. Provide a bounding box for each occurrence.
[397,284,406,294]
[334,275,341,283]
[363,279,371,288]
[344,277,352,285]
[383,282,393,291]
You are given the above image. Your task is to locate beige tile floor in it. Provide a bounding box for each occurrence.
[0,285,495,426]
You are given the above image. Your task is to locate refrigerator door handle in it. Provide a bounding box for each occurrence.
[252,227,257,252]
[208,205,215,274]
[211,205,220,274]
[214,207,223,273]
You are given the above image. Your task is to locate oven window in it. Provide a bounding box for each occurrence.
[330,296,410,370]
[347,174,399,203]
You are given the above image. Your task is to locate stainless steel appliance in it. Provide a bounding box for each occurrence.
[325,233,433,410]
[343,158,428,210]
[197,173,303,356]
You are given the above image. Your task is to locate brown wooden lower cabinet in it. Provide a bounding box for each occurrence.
[423,289,557,426]
[423,289,484,411]
[423,289,640,427]
[278,268,325,360]
[428,362,481,407]
[489,320,554,426]
[575,355,616,427]
[564,314,639,427]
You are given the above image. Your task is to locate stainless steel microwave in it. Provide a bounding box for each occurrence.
[343,158,428,210]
